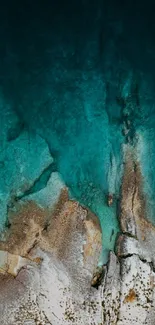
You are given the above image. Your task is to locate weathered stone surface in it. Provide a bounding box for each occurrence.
[119,146,155,265]
[0,184,67,256]
[114,145,155,324]
[0,250,31,276]
[102,252,121,324]
[102,252,155,325]
[1,145,155,325]
[117,255,155,325]
[117,234,140,257]
[0,189,103,325]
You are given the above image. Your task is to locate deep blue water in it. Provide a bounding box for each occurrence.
[1,0,155,262]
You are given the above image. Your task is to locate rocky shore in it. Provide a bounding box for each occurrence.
[0,145,155,325]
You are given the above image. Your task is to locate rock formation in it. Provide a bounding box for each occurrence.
[1,143,155,324]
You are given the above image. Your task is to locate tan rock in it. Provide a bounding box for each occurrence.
[0,188,103,325]
[83,210,102,273]
[0,188,69,257]
[0,187,102,287]
[119,146,155,265]
[0,250,30,276]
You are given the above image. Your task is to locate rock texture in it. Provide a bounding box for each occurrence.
[102,145,155,324]
[102,253,155,325]
[1,145,155,325]
[0,181,103,325]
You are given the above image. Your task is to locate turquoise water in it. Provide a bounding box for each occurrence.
[1,0,155,262]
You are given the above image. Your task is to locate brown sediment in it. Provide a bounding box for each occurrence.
[0,186,102,270]
[107,193,113,207]
[0,188,69,257]
[117,146,155,265]
[41,198,102,268]
[0,201,47,256]
[124,288,137,303]
[120,149,154,233]
[83,213,102,263]
[46,187,69,222]
[86,208,102,232]
[41,199,84,259]
[91,266,105,289]
[31,256,43,264]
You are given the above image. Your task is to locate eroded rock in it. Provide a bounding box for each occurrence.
[1,145,155,325]
[0,187,103,325]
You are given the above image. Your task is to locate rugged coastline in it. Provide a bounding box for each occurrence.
[0,144,155,324]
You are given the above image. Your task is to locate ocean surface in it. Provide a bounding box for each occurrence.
[0,0,155,262]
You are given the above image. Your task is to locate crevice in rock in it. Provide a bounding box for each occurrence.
[131,161,137,216]
[148,261,155,273]
[17,162,57,201]
[119,253,134,259]
[121,231,138,240]
[26,239,39,255]
[5,161,58,217]
[120,253,151,267]
[39,292,47,298]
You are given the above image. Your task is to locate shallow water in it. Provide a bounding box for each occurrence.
[1,0,155,261]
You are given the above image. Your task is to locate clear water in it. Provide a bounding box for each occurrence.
[1,0,155,262]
